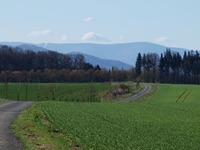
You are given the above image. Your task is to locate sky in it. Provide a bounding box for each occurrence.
[1,0,200,50]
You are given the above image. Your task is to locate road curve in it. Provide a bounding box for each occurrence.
[0,101,33,150]
[118,84,152,102]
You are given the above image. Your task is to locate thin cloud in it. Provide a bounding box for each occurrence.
[81,32,110,42]
[119,35,125,40]
[156,37,173,43]
[83,17,93,23]
[61,35,70,42]
[27,29,51,37]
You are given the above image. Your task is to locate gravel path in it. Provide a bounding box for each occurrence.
[118,84,152,102]
[0,101,33,150]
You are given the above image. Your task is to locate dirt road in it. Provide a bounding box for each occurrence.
[118,84,152,102]
[0,101,33,150]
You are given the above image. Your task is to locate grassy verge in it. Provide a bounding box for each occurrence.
[0,98,7,103]
[12,102,72,150]
[136,83,160,101]
[114,84,145,101]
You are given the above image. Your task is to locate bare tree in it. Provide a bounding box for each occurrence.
[50,83,58,100]
[14,71,23,100]
[2,71,10,99]
[88,83,97,102]
[22,71,32,101]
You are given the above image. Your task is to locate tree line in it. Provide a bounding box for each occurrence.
[0,45,134,82]
[135,49,200,84]
[1,45,199,84]
[0,45,95,71]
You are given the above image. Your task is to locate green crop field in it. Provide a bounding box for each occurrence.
[13,84,200,150]
[148,84,200,104]
[0,82,132,102]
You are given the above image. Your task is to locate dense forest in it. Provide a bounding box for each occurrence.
[0,45,133,82]
[0,45,199,84]
[135,49,200,84]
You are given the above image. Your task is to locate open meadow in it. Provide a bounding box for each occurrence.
[12,83,200,150]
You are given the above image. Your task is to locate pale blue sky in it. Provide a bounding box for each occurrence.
[0,0,200,49]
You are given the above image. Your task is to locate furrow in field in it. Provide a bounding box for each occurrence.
[176,89,187,103]
[182,89,192,102]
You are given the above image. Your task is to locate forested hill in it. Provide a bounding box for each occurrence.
[0,45,94,71]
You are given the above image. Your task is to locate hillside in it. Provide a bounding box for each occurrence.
[0,42,187,66]
[37,42,187,65]
[17,44,48,51]
[73,53,131,70]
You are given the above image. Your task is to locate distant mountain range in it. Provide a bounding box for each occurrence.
[37,42,187,65]
[0,42,187,69]
[71,53,131,70]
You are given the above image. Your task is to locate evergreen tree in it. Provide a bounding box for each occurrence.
[135,53,142,77]
[159,53,165,83]
[164,49,172,83]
